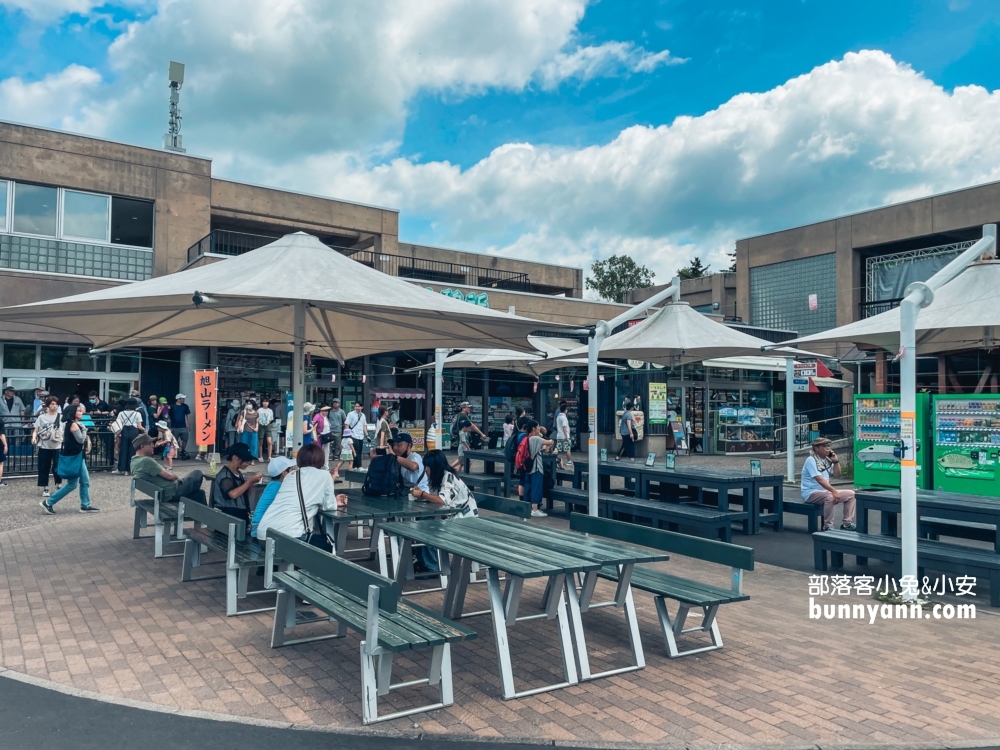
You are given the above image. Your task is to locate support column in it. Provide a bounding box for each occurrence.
[178,347,209,454]
[785,357,795,483]
[938,355,947,394]
[291,303,306,456]
[434,349,446,450]
[875,350,887,394]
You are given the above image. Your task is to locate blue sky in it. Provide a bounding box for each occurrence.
[2,0,1000,287]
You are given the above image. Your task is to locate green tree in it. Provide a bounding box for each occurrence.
[586,254,655,303]
[676,256,710,280]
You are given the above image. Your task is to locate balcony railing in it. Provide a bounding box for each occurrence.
[187,229,532,291]
[859,298,902,318]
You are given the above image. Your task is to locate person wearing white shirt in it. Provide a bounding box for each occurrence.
[257,399,275,460]
[256,444,345,541]
[801,437,856,532]
[390,432,429,492]
[554,402,572,469]
[346,401,368,469]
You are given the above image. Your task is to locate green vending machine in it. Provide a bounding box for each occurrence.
[932,395,1000,497]
[853,393,931,489]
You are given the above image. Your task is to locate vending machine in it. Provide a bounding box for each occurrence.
[853,393,932,489]
[932,394,1000,497]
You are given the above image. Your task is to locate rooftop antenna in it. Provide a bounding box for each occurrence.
[163,61,185,153]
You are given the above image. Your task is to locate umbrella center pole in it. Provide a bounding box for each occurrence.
[291,302,306,457]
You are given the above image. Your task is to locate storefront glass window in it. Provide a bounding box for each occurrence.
[109,351,141,373]
[63,190,111,242]
[12,183,57,236]
[40,346,102,371]
[3,344,36,369]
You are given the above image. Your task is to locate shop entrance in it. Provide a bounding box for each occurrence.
[44,378,102,404]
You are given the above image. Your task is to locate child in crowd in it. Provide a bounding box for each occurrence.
[502,414,514,446]
[249,456,296,538]
[450,417,473,471]
[340,425,355,467]
[155,420,179,468]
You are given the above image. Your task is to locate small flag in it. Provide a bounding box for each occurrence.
[330,374,336,383]
[583,379,589,391]
[599,374,605,382]
[570,380,575,392]
[533,382,538,393]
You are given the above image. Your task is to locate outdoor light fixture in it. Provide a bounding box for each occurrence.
[192,292,216,307]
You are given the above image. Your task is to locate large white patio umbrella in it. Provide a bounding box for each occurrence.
[0,232,562,451]
[781,224,998,601]
[555,287,778,516]
[409,336,612,377]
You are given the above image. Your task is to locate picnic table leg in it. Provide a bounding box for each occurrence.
[486,567,517,699]
[334,522,350,557]
[562,574,591,680]
[443,556,472,620]
[503,575,524,625]
[393,537,412,586]
[774,482,784,531]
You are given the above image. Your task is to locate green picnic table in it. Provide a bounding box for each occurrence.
[379,516,667,698]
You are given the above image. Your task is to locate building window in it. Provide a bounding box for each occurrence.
[749,254,836,336]
[0,180,8,232]
[109,350,141,373]
[111,197,154,248]
[40,345,103,371]
[3,343,36,369]
[12,183,58,237]
[63,190,111,242]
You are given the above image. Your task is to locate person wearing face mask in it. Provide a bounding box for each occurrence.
[85,390,110,414]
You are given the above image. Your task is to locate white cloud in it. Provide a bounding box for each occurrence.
[0,0,148,21]
[0,64,102,128]
[536,41,685,89]
[262,50,1000,283]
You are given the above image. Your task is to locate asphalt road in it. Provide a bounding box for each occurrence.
[0,675,564,750]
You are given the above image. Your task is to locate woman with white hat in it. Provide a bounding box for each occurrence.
[301,402,316,446]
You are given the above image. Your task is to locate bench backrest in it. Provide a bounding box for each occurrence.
[183,498,246,542]
[132,478,164,500]
[473,492,532,518]
[570,513,754,571]
[266,529,399,614]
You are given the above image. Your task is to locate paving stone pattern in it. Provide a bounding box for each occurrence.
[1,465,1000,746]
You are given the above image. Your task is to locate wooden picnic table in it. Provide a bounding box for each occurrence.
[318,489,457,575]
[855,488,1000,553]
[463,447,557,497]
[379,516,667,699]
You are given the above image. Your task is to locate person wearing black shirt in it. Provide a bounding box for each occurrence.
[211,442,262,523]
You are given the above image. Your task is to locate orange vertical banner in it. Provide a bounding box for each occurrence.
[194,369,218,447]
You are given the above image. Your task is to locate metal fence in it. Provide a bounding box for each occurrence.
[859,298,902,318]
[2,415,117,478]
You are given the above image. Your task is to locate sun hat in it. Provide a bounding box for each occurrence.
[132,433,156,449]
[811,437,832,448]
[302,402,316,414]
[320,405,331,411]
[267,456,296,478]
[156,420,169,430]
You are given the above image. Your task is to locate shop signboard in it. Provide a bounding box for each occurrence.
[648,382,668,425]
[193,369,217,447]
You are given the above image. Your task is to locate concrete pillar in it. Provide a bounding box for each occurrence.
[875,350,887,394]
[938,355,948,394]
[179,347,210,453]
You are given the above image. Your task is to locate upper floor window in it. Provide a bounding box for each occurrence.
[1,179,153,249]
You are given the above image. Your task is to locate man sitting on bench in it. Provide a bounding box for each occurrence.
[131,433,207,504]
[801,437,856,532]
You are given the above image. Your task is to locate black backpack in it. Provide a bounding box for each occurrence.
[505,430,526,464]
[362,454,404,497]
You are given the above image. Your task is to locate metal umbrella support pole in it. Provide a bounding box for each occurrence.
[786,357,795,483]
[435,348,448,449]
[586,277,683,517]
[291,302,306,456]
[897,223,996,600]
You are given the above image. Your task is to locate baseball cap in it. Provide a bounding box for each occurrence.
[175,393,187,400]
[224,443,255,462]
[267,456,296,478]
[331,397,340,403]
[459,401,471,408]
[158,397,168,403]
[2,384,14,392]
[132,433,156,450]
[391,431,413,445]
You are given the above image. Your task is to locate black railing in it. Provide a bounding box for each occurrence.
[2,415,117,477]
[860,298,902,318]
[187,229,533,291]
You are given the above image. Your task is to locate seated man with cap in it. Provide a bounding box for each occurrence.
[130,433,207,505]
[249,456,296,538]
[801,437,857,532]
[391,432,439,572]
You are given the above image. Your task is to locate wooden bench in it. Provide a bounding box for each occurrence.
[603,496,743,543]
[920,517,997,544]
[457,472,503,495]
[264,529,477,725]
[179,500,273,616]
[813,530,1000,607]
[555,468,575,487]
[473,492,532,518]
[779,498,825,533]
[130,478,183,559]
[546,486,612,515]
[342,468,368,486]
[570,514,754,658]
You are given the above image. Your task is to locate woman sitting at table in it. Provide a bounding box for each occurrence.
[413,449,479,518]
[256,443,345,542]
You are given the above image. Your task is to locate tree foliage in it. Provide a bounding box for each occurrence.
[676,257,711,280]
[586,254,655,303]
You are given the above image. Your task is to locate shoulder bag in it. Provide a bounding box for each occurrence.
[57,427,84,478]
[296,471,333,552]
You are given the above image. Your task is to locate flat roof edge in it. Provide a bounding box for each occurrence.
[212,177,399,214]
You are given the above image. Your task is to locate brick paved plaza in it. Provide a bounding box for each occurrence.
[1,465,1000,748]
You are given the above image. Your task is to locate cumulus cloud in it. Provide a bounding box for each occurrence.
[0,64,103,129]
[265,50,1000,279]
[0,0,147,21]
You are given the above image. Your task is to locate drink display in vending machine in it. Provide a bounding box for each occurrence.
[853,393,931,489]
[932,394,1000,496]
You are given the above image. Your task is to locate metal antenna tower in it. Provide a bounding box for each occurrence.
[163,61,186,153]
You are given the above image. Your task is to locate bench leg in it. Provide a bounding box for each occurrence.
[271,589,289,647]
[991,571,1000,608]
[830,551,844,570]
[814,543,827,572]
[361,644,379,725]
[237,567,250,599]
[226,568,239,616]
[376,653,394,697]
[133,507,146,539]
[431,643,454,707]
[655,598,725,658]
[181,538,199,582]
[807,511,818,534]
[720,525,732,544]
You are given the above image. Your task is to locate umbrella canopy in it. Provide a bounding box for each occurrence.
[559,301,774,365]
[784,260,1000,355]
[0,232,556,360]
[408,336,612,377]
